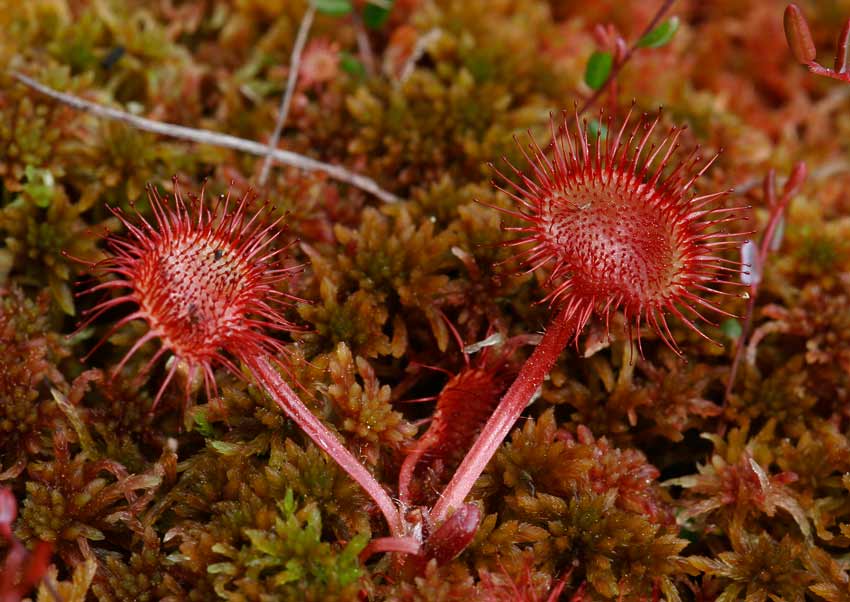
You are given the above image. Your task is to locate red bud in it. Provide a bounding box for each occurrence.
[784,4,817,64]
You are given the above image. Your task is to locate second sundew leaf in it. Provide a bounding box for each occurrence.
[584,51,613,89]
[363,0,394,29]
[637,16,680,48]
[314,0,353,16]
[397,342,519,507]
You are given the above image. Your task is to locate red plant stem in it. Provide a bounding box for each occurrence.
[246,355,404,538]
[724,163,806,403]
[258,1,317,185]
[806,61,850,84]
[835,18,850,73]
[431,308,578,524]
[578,0,676,116]
[359,535,421,563]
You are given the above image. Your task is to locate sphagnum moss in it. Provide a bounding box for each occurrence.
[3,2,850,601]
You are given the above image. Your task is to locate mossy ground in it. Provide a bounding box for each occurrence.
[2,1,850,600]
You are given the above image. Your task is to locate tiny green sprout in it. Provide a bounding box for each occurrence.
[363,0,395,29]
[192,408,216,438]
[209,440,242,456]
[587,118,609,142]
[314,0,352,16]
[282,488,295,514]
[637,16,680,48]
[340,51,367,78]
[22,165,55,209]
[584,50,613,89]
[721,318,743,340]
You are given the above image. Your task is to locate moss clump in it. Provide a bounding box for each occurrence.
[3,1,850,600]
[474,410,685,599]
[0,287,66,466]
[202,490,367,602]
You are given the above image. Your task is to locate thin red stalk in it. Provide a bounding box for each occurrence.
[578,0,676,116]
[835,18,850,73]
[724,163,806,403]
[431,308,579,523]
[806,62,850,83]
[246,355,404,538]
[359,535,421,562]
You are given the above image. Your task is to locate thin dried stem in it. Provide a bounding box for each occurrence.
[353,12,377,77]
[399,28,443,83]
[10,71,401,203]
[258,2,316,185]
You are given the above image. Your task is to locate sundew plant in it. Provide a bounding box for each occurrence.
[2,1,850,601]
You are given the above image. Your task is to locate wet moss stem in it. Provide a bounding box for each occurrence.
[431,307,579,523]
[247,355,405,539]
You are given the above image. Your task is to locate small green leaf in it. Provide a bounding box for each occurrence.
[314,0,352,16]
[192,409,215,438]
[340,52,366,78]
[282,488,295,515]
[363,0,394,29]
[209,440,242,455]
[207,563,237,575]
[272,560,304,586]
[721,318,742,340]
[50,275,75,316]
[23,165,55,208]
[637,16,680,49]
[584,51,613,90]
[587,119,608,142]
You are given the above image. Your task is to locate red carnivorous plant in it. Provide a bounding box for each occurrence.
[431,109,746,523]
[72,181,407,540]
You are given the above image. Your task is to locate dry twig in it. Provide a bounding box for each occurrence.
[258,1,317,185]
[10,71,400,203]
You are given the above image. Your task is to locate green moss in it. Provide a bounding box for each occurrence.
[2,0,850,599]
[207,489,367,601]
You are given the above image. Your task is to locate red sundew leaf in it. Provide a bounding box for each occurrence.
[784,4,816,64]
[0,488,52,602]
[20,541,53,592]
[398,344,518,506]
